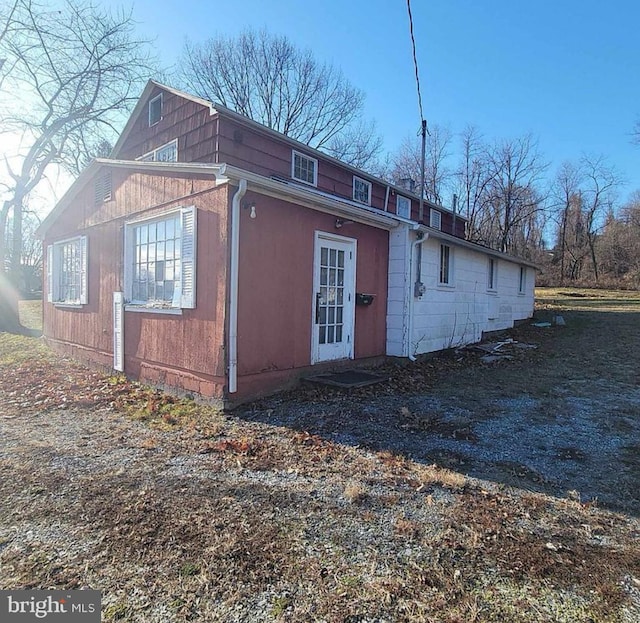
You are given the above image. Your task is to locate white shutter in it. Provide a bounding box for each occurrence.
[113,291,124,372]
[47,245,54,302]
[180,206,197,309]
[79,236,88,305]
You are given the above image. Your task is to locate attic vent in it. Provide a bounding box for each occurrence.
[94,171,112,205]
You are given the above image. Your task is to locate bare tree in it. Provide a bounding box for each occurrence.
[179,28,381,169]
[482,135,547,253]
[580,155,621,282]
[550,161,583,284]
[0,0,155,332]
[452,126,492,240]
[390,124,453,205]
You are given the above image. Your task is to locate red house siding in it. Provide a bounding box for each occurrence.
[44,169,230,400]
[234,191,389,401]
[114,86,467,239]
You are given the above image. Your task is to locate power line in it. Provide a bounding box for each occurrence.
[406,0,425,125]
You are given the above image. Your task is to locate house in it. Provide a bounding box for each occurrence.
[38,81,536,407]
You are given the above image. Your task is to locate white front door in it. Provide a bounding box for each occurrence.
[312,232,356,363]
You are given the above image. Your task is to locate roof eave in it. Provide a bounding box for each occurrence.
[417,224,539,269]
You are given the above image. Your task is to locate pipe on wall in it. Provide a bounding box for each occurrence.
[408,229,429,362]
[228,178,247,393]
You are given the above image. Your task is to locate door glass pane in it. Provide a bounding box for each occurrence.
[319,326,326,344]
[321,247,328,265]
[336,326,343,342]
[327,325,335,343]
[337,251,344,267]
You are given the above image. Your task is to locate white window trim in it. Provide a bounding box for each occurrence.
[149,94,162,127]
[123,206,197,312]
[438,243,454,287]
[396,195,411,218]
[291,150,318,186]
[430,208,442,230]
[138,139,178,163]
[487,258,498,292]
[353,176,372,205]
[47,235,88,306]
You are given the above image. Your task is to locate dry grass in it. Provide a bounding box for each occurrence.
[0,288,639,621]
[18,298,43,332]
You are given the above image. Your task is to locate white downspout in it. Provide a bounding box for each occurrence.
[228,179,247,394]
[408,230,429,361]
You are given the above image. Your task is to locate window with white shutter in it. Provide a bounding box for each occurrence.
[123,207,197,311]
[47,236,88,305]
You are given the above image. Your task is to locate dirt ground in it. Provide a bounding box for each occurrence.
[242,288,640,515]
[0,289,639,622]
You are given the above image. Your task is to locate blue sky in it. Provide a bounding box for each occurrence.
[71,1,640,206]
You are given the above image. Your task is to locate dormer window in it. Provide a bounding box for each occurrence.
[292,150,317,186]
[353,176,371,205]
[430,208,442,230]
[396,195,411,218]
[148,94,162,126]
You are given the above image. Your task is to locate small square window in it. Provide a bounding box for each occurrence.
[353,176,372,205]
[149,94,162,126]
[396,195,411,218]
[430,209,442,230]
[292,150,317,186]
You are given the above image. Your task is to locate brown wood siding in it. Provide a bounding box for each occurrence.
[115,87,217,162]
[44,168,230,398]
[217,117,390,212]
[235,191,388,397]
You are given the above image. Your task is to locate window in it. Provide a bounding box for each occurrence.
[94,171,112,205]
[148,94,162,126]
[519,266,526,294]
[488,258,497,291]
[353,176,372,205]
[124,207,197,310]
[138,139,178,163]
[439,244,451,285]
[396,195,411,218]
[47,236,88,305]
[292,150,317,186]
[430,209,442,230]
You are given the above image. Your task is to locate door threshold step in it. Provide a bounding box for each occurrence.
[304,370,388,388]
